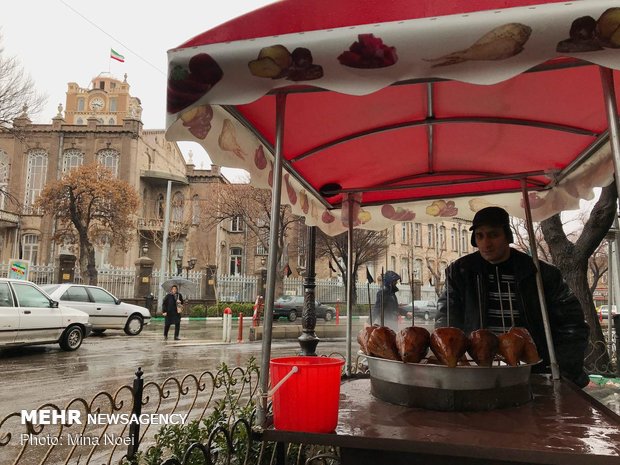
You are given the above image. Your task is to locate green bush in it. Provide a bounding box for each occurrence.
[207,302,254,317]
[188,304,207,317]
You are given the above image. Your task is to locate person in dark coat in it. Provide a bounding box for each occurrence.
[371,270,408,331]
[162,285,184,340]
[436,206,590,387]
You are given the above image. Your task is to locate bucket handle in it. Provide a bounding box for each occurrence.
[263,366,299,399]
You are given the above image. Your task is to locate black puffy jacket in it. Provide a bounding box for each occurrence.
[436,249,590,387]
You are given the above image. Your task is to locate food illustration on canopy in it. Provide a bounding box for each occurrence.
[557,8,620,52]
[248,44,324,81]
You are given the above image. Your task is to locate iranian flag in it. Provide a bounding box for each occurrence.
[110,48,125,63]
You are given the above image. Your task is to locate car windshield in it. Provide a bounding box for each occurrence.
[275,295,295,303]
[41,284,60,294]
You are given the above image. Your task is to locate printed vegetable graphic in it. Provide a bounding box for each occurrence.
[248,45,323,81]
[338,34,398,69]
[322,210,336,224]
[254,145,267,170]
[557,8,620,52]
[167,53,223,114]
[381,204,415,221]
[426,200,458,217]
[180,105,213,140]
[425,23,531,67]
[218,119,245,159]
[284,174,297,205]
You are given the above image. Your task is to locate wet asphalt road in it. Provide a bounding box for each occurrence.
[0,318,378,415]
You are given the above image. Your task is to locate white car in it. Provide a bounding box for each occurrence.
[42,284,151,336]
[0,278,91,351]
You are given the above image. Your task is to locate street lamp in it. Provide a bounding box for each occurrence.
[185,257,197,278]
[141,242,149,257]
[175,256,183,276]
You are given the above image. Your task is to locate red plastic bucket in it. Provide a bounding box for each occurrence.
[270,356,344,433]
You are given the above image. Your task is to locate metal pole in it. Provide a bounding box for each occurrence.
[298,225,318,355]
[607,230,614,354]
[521,179,560,380]
[127,367,144,459]
[157,181,172,314]
[346,194,354,376]
[258,93,286,427]
[600,67,620,360]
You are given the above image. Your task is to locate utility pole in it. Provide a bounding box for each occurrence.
[157,181,172,313]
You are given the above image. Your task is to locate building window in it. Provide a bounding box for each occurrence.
[156,193,164,219]
[109,97,117,112]
[95,235,111,268]
[230,215,243,232]
[390,256,396,272]
[427,224,435,248]
[77,98,85,112]
[439,226,446,251]
[191,195,200,225]
[451,227,458,251]
[24,149,48,213]
[97,149,119,176]
[401,257,409,284]
[172,192,184,222]
[401,223,408,244]
[414,259,423,281]
[22,234,39,264]
[230,247,243,275]
[99,81,105,90]
[62,149,84,173]
[461,229,468,254]
[414,223,421,246]
[108,117,115,125]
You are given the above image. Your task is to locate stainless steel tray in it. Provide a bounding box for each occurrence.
[366,354,539,391]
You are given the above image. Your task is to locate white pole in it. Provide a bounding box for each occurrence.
[157,181,173,314]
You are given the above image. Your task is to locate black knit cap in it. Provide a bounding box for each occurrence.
[469,206,514,246]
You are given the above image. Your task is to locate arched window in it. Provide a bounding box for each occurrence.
[439,226,446,250]
[62,149,84,174]
[451,227,458,251]
[108,117,115,125]
[414,259,423,281]
[77,98,85,112]
[230,247,243,275]
[95,234,111,268]
[191,195,200,225]
[24,149,48,212]
[427,224,435,248]
[461,229,469,254]
[22,234,39,264]
[97,149,119,176]
[172,192,184,222]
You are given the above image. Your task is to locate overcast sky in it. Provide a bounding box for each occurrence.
[2,0,275,177]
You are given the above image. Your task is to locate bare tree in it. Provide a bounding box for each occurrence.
[0,33,46,129]
[540,182,617,372]
[316,229,388,304]
[36,164,139,284]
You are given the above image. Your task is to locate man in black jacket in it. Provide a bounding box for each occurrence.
[436,206,590,387]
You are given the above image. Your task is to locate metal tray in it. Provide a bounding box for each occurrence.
[366,354,540,391]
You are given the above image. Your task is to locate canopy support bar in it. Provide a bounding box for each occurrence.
[426,83,435,174]
[258,93,287,428]
[600,68,620,208]
[346,195,354,376]
[520,179,560,380]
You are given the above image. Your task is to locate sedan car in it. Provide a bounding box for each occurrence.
[0,278,91,351]
[401,300,439,321]
[42,284,151,335]
[599,304,618,320]
[273,295,336,322]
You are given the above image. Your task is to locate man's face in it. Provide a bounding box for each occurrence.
[474,225,511,264]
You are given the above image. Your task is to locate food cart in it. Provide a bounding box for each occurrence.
[165,0,620,462]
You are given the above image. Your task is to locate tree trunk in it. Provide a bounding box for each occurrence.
[79,234,98,286]
[540,182,617,374]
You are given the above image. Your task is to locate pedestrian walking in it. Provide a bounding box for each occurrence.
[163,285,184,340]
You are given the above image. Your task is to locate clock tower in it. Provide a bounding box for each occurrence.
[64,73,142,125]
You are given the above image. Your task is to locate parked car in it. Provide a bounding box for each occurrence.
[599,304,618,320]
[402,300,439,321]
[0,278,91,351]
[41,284,151,335]
[273,295,336,322]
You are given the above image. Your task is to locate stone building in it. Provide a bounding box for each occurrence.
[0,72,469,298]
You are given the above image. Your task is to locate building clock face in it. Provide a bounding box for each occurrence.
[90,97,104,111]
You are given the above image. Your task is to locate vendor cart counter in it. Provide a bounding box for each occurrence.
[263,375,620,465]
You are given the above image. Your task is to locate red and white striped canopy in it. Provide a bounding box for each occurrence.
[166,0,620,234]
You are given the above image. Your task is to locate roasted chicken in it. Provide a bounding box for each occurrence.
[498,331,526,366]
[467,329,499,367]
[396,327,431,363]
[357,325,377,355]
[430,327,468,368]
[509,327,540,364]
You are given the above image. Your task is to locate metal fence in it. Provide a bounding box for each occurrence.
[216,274,258,302]
[151,269,203,300]
[74,266,136,298]
[0,263,56,285]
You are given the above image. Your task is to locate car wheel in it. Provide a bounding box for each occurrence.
[92,329,106,336]
[124,315,144,336]
[424,311,430,321]
[324,310,333,322]
[288,310,298,322]
[60,326,84,351]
